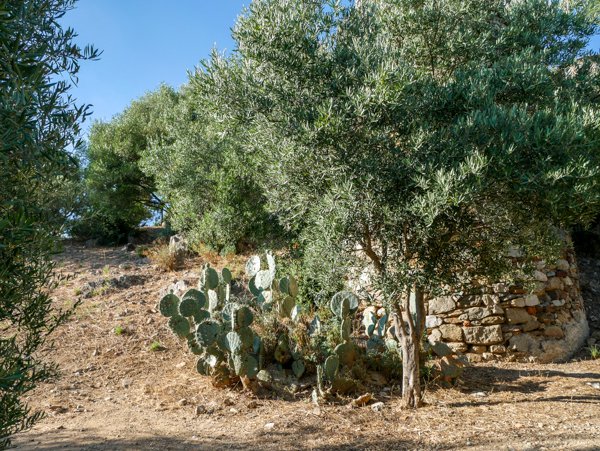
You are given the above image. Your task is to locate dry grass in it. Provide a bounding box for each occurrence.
[146,244,179,271]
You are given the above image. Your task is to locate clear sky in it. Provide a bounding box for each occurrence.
[61,0,248,131]
[63,1,600,133]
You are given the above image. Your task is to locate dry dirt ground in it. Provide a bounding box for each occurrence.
[11,244,600,451]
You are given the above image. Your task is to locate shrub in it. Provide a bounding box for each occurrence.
[147,244,180,271]
[139,80,286,253]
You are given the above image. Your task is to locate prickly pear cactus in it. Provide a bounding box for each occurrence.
[363,307,390,353]
[245,252,299,320]
[158,263,264,386]
[329,291,359,367]
[197,263,231,313]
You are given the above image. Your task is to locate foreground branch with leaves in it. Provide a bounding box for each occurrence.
[0,0,98,447]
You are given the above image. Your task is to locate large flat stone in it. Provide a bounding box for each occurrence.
[460,305,503,320]
[439,324,463,342]
[425,315,443,328]
[481,316,504,325]
[428,296,456,315]
[462,325,503,345]
[525,294,540,306]
[505,308,531,325]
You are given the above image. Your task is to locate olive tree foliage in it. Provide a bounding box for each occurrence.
[199,0,600,407]
[74,86,177,243]
[0,0,98,446]
[140,71,282,252]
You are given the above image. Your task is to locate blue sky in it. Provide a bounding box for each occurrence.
[63,1,599,133]
[62,0,248,130]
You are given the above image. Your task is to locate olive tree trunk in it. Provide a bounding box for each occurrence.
[393,287,425,408]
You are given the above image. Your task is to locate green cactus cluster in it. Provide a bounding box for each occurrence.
[246,252,305,378]
[158,251,409,396]
[362,307,390,353]
[329,291,359,368]
[246,251,299,320]
[158,263,263,382]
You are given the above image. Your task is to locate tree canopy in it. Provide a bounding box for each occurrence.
[73,85,177,243]
[194,0,600,406]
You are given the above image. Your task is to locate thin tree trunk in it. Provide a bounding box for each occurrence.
[401,325,421,408]
[394,286,425,408]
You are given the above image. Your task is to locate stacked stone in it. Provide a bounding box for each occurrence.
[426,253,589,363]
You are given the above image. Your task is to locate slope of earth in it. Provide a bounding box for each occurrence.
[12,244,600,451]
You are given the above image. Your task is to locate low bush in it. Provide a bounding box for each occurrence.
[147,245,180,272]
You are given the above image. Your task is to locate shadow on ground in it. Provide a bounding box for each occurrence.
[13,430,600,451]
[435,363,600,407]
[13,431,422,451]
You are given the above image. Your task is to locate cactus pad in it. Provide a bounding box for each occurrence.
[291,304,301,322]
[330,291,359,318]
[280,296,295,318]
[179,296,200,317]
[221,267,232,284]
[237,326,254,347]
[159,293,179,317]
[257,289,272,307]
[376,314,388,337]
[168,315,190,338]
[195,319,221,347]
[225,331,242,354]
[292,359,305,378]
[248,276,261,297]
[196,357,210,375]
[362,310,377,337]
[207,289,219,311]
[266,251,276,278]
[236,306,254,328]
[323,355,339,381]
[233,353,259,378]
[245,255,261,277]
[203,266,219,290]
[366,337,384,352]
[335,342,357,367]
[278,277,289,295]
[221,302,238,323]
[288,276,298,297]
[252,335,262,355]
[255,270,273,290]
[203,348,225,369]
[182,289,206,308]
[340,317,351,341]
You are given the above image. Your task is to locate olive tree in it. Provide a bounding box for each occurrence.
[0,0,98,445]
[201,0,600,407]
[139,71,284,252]
[75,85,177,243]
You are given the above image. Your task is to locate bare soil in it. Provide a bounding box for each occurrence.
[12,244,600,451]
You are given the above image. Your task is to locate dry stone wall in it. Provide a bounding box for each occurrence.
[426,251,589,363]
